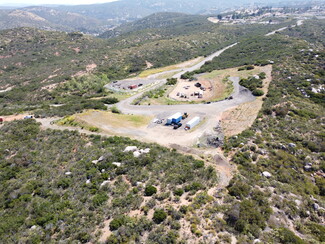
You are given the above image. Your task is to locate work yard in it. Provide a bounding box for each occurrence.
[168,66,270,103]
[72,110,207,147]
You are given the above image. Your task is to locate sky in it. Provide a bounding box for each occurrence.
[0,0,118,6]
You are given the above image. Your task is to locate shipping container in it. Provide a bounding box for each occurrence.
[185,117,200,130]
[167,112,182,125]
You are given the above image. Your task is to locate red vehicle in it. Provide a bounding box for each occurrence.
[0,118,3,124]
[128,84,138,89]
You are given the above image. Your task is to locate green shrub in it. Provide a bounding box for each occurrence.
[258,72,266,79]
[228,181,251,199]
[153,209,167,224]
[277,228,305,244]
[252,89,264,96]
[101,97,119,104]
[109,216,125,231]
[166,78,178,85]
[173,188,184,196]
[92,193,108,207]
[306,223,325,242]
[184,182,204,192]
[89,126,99,132]
[145,185,157,196]
[111,105,121,114]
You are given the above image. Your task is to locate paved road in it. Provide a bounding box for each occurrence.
[115,20,304,118]
[115,44,254,120]
[117,76,254,118]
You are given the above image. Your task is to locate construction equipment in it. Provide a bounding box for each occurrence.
[173,123,182,130]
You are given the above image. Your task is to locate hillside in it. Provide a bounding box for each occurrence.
[0,7,112,34]
[0,4,324,243]
[0,18,290,117]
[0,29,324,242]
[100,12,212,38]
[0,119,218,243]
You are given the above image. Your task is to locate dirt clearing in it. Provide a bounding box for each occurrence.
[221,65,272,136]
[75,110,153,130]
[168,66,268,103]
[138,57,204,78]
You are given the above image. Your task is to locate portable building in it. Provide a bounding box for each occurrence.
[167,112,182,125]
[185,117,200,130]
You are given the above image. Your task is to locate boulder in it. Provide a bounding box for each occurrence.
[262,171,272,178]
[312,203,319,211]
[112,162,122,167]
[288,143,296,148]
[100,181,110,188]
[133,151,142,158]
[304,165,312,171]
[124,146,138,152]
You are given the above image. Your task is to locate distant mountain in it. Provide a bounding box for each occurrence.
[0,0,322,33]
[57,0,226,21]
[21,6,108,33]
[57,0,321,21]
[0,6,113,34]
[0,9,63,31]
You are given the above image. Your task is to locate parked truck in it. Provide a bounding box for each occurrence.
[173,123,182,130]
[167,112,182,125]
[185,117,200,130]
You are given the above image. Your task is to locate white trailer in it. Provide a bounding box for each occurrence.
[167,112,182,124]
[185,117,200,130]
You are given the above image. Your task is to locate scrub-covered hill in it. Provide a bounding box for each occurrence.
[0,17,289,116]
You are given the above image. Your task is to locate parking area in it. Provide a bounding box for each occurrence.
[106,78,158,92]
[169,79,213,101]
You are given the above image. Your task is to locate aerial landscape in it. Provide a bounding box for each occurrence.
[0,0,324,243]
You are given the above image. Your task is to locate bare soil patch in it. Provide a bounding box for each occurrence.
[75,110,153,130]
[0,114,28,122]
